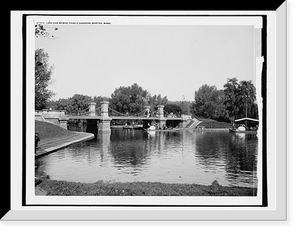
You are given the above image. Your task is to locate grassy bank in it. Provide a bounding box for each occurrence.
[35,120,94,157]
[35,120,76,143]
[37,179,256,196]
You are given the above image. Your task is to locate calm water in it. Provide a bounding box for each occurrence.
[37,129,258,188]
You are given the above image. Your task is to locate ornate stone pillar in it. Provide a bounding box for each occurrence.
[89,102,96,116]
[98,101,111,133]
[157,105,166,129]
[58,111,68,129]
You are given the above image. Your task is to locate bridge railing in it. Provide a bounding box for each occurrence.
[108,107,148,118]
[66,105,182,119]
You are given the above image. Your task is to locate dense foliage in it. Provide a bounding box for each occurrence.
[110,83,168,115]
[35,49,54,110]
[110,83,149,114]
[191,84,227,121]
[48,94,94,115]
[47,79,258,122]
[35,24,56,110]
[48,84,170,116]
[191,78,258,121]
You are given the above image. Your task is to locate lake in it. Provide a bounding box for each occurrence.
[37,129,258,188]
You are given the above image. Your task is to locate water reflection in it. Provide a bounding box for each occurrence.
[38,129,258,187]
[193,132,257,187]
[98,132,111,164]
[110,130,149,167]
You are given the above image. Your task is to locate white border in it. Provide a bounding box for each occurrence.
[6,5,287,220]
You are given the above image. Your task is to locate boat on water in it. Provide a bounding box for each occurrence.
[144,125,180,132]
[123,124,143,129]
[229,117,259,134]
[146,125,156,131]
[146,128,180,132]
[229,128,257,134]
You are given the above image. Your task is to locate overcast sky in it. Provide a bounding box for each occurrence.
[35,24,255,101]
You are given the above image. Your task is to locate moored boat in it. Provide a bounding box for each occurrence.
[229,128,257,134]
[146,125,156,131]
[230,117,259,134]
[145,128,180,132]
[144,126,180,132]
[123,124,143,129]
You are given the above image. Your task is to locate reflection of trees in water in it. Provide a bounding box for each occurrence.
[109,130,150,167]
[195,132,229,170]
[162,132,181,152]
[195,132,258,184]
[97,132,111,165]
[225,134,258,186]
[227,134,258,172]
[109,130,186,168]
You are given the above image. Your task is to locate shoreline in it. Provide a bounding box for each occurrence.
[35,120,95,157]
[35,131,94,157]
[36,179,257,196]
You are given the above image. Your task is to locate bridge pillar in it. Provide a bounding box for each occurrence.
[58,112,68,129]
[157,105,166,129]
[98,101,111,133]
[89,102,96,116]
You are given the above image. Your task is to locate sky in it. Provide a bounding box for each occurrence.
[35,24,255,101]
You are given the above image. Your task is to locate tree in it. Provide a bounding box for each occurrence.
[35,23,49,38]
[110,83,149,114]
[35,22,58,110]
[212,90,230,122]
[223,77,240,120]
[48,98,72,113]
[35,49,54,110]
[70,94,92,114]
[223,78,258,120]
[191,84,221,119]
[48,94,92,114]
[148,94,168,112]
[164,104,182,116]
[238,80,258,119]
[180,101,192,115]
[35,23,57,38]
[168,100,191,115]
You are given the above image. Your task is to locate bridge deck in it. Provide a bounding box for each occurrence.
[67,116,183,121]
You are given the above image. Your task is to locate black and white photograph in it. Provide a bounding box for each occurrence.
[5,4,287,221]
[32,15,263,202]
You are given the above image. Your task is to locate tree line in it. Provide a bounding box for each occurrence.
[36,49,258,122]
[47,83,191,117]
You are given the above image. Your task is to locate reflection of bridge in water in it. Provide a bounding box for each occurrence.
[67,101,188,133]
